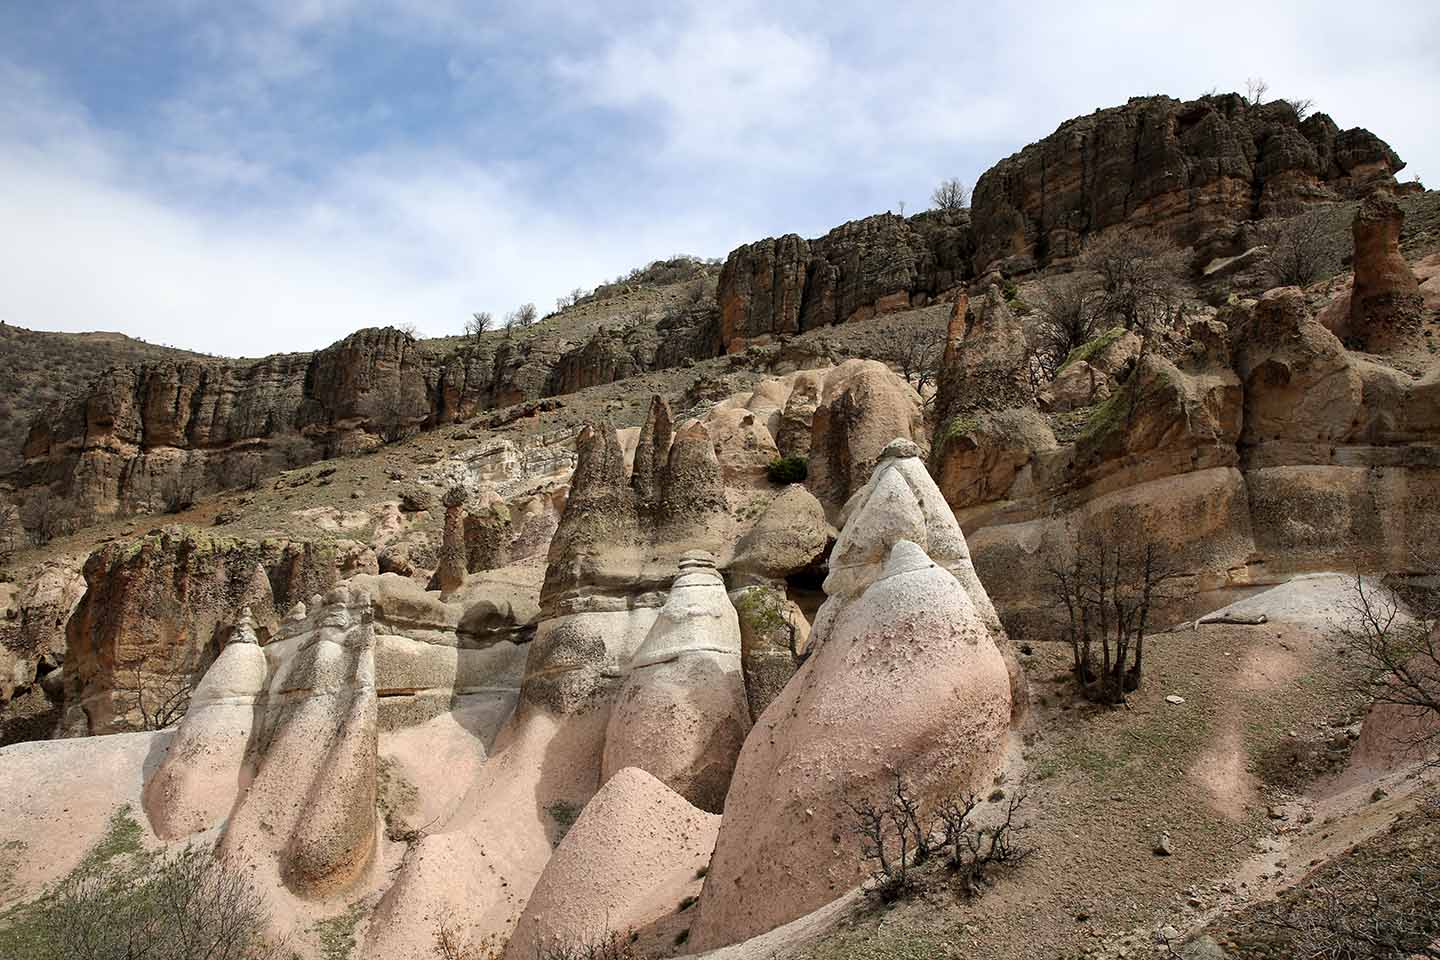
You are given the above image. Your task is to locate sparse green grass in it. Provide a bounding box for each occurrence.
[547,800,582,847]
[734,586,790,636]
[1057,325,1127,374]
[77,805,147,872]
[312,899,369,960]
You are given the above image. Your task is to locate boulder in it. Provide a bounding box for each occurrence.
[933,286,1032,422]
[1236,287,1362,445]
[730,485,834,582]
[1041,359,1111,412]
[774,371,823,459]
[806,360,925,513]
[502,767,719,960]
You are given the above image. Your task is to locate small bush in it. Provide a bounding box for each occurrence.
[847,772,1033,902]
[0,834,285,960]
[766,456,808,485]
[535,928,638,960]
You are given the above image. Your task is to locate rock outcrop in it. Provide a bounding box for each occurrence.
[690,526,1013,949]
[217,585,381,899]
[602,553,750,812]
[0,561,86,745]
[142,608,268,839]
[63,529,361,734]
[971,94,1402,274]
[931,279,1440,634]
[15,322,688,518]
[1349,191,1423,351]
[806,359,927,513]
[503,767,719,960]
[716,211,972,351]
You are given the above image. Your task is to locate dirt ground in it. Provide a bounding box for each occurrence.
[712,575,1433,960]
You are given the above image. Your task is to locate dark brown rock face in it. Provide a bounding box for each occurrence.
[1350,192,1423,351]
[971,94,1402,273]
[64,529,359,734]
[932,286,1033,430]
[546,328,645,396]
[716,211,973,351]
[17,328,585,516]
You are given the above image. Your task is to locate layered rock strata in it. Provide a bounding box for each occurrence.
[971,93,1402,273]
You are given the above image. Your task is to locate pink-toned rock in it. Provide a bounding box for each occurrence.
[806,360,925,514]
[142,610,267,839]
[217,585,380,900]
[603,554,750,812]
[689,539,1011,950]
[503,767,719,960]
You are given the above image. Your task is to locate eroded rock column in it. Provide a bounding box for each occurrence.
[602,552,751,812]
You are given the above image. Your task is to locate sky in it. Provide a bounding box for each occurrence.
[2,1,1437,357]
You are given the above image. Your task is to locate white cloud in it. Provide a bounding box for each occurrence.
[0,62,750,355]
[2,0,1436,358]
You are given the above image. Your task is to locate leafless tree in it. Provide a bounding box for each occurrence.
[930,177,970,212]
[507,303,538,329]
[847,772,1032,901]
[465,311,493,342]
[433,915,501,960]
[1245,76,1270,106]
[115,660,196,731]
[1079,233,1185,341]
[535,929,639,960]
[1339,567,1440,764]
[398,322,420,339]
[1043,527,1189,704]
[1286,97,1316,122]
[937,792,1032,898]
[1030,274,1101,382]
[275,431,316,469]
[360,382,427,445]
[884,325,946,405]
[1264,208,1333,287]
[45,843,287,960]
[1254,860,1440,959]
[847,774,925,898]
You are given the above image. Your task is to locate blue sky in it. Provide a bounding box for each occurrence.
[2,0,1436,356]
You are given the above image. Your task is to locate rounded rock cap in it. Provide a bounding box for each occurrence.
[678,550,719,571]
[879,438,922,461]
[229,606,260,645]
[879,539,937,580]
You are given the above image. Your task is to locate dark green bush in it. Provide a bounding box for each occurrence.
[766,456,808,485]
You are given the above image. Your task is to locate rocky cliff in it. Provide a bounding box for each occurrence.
[15,320,700,517]
[712,94,1401,351]
[931,242,1440,635]
[971,93,1402,274]
[9,92,1404,522]
[716,210,972,352]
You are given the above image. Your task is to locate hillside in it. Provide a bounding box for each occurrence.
[1,89,1437,960]
[0,325,208,477]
